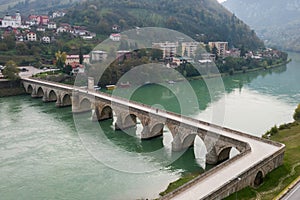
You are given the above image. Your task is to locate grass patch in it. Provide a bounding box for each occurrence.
[159,173,198,196]
[223,187,257,200]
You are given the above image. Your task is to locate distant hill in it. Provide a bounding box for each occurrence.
[55,0,264,50]
[0,0,79,16]
[0,0,23,13]
[223,0,300,51]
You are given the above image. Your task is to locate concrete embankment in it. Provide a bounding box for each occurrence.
[0,79,25,97]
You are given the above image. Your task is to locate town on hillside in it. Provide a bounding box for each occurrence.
[0,10,288,82]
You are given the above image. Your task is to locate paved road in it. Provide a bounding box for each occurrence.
[282,182,300,200]
[22,78,284,199]
[18,66,57,78]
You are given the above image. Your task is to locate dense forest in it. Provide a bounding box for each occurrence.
[56,0,264,50]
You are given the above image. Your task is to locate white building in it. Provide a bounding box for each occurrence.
[152,41,179,58]
[91,51,108,62]
[65,55,90,65]
[41,36,51,43]
[27,32,37,41]
[109,33,121,41]
[208,42,228,57]
[48,22,57,29]
[182,42,199,57]
[0,11,22,28]
[52,11,66,19]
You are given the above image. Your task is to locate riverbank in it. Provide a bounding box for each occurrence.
[188,59,292,81]
[0,79,25,97]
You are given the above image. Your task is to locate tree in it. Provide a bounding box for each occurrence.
[16,43,29,55]
[55,51,67,69]
[293,104,300,121]
[212,46,219,60]
[3,60,20,80]
[79,47,83,64]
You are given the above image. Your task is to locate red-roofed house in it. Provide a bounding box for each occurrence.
[69,62,85,74]
[65,55,90,65]
[109,33,121,41]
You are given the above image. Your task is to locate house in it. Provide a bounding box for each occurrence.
[172,56,194,66]
[37,27,46,32]
[56,26,67,33]
[152,41,179,58]
[65,55,90,65]
[201,53,216,62]
[48,22,57,29]
[225,48,241,58]
[37,16,49,25]
[0,11,22,28]
[110,33,121,41]
[41,36,51,43]
[91,50,108,62]
[117,50,131,62]
[27,32,37,41]
[52,11,66,19]
[26,15,38,26]
[69,62,85,74]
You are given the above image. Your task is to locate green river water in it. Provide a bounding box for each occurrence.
[0,52,299,199]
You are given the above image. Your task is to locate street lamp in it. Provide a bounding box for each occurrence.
[236,177,241,200]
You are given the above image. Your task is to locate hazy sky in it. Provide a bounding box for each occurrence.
[218,0,227,3]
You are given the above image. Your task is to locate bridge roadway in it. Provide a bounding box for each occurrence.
[22,78,284,199]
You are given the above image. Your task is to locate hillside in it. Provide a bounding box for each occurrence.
[0,0,22,13]
[56,0,264,50]
[223,0,300,51]
[0,0,80,15]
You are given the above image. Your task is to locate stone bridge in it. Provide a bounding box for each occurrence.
[21,77,285,200]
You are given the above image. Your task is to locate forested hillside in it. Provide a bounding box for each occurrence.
[223,0,300,51]
[56,0,264,50]
[0,0,79,15]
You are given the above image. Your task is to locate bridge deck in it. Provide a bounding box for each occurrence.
[22,78,284,199]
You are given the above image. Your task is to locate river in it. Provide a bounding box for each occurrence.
[0,52,299,199]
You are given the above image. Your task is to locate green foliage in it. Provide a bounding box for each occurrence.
[63,64,73,75]
[59,0,264,50]
[55,51,67,69]
[264,125,279,137]
[159,173,198,197]
[293,104,300,121]
[0,34,16,51]
[2,60,19,80]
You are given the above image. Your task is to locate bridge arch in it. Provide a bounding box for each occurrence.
[27,84,33,94]
[123,114,137,126]
[150,123,164,138]
[48,90,57,102]
[62,94,72,107]
[99,105,113,121]
[217,147,233,163]
[36,87,44,98]
[254,170,264,187]
[79,98,92,112]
